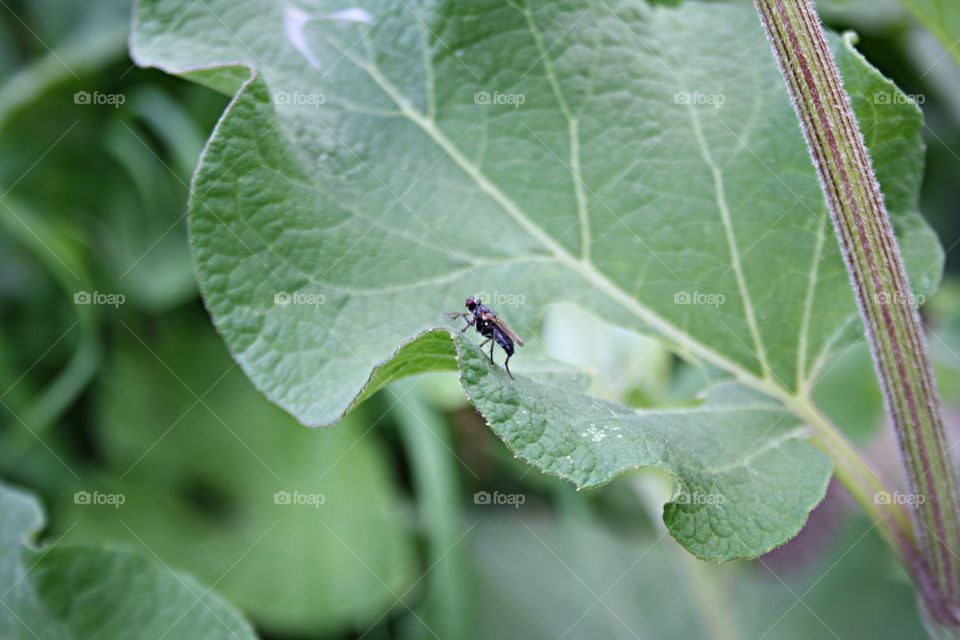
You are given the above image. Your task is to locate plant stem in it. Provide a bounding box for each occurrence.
[755,0,960,625]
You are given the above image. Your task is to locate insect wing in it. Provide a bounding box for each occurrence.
[483,312,524,347]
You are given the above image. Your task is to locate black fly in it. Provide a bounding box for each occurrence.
[448,297,525,379]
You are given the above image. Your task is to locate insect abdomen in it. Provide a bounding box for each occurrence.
[494,329,514,356]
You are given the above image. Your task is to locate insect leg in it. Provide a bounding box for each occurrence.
[504,354,515,380]
[489,338,496,366]
[478,337,491,348]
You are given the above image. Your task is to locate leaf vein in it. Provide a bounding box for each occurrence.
[522,6,591,259]
[684,95,772,379]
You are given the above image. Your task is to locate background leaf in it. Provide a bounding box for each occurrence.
[0,481,257,640]
[899,0,960,67]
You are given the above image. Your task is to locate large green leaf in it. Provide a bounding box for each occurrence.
[0,481,256,639]
[132,0,941,558]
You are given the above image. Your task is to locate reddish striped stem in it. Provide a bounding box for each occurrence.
[755,0,960,628]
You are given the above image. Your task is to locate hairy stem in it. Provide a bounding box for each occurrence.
[755,0,960,625]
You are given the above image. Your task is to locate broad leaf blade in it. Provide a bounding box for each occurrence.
[131,0,940,559]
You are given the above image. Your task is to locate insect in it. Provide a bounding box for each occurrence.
[448,297,524,379]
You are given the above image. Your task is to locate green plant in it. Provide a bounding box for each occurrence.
[3,0,960,637]
[129,0,947,614]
